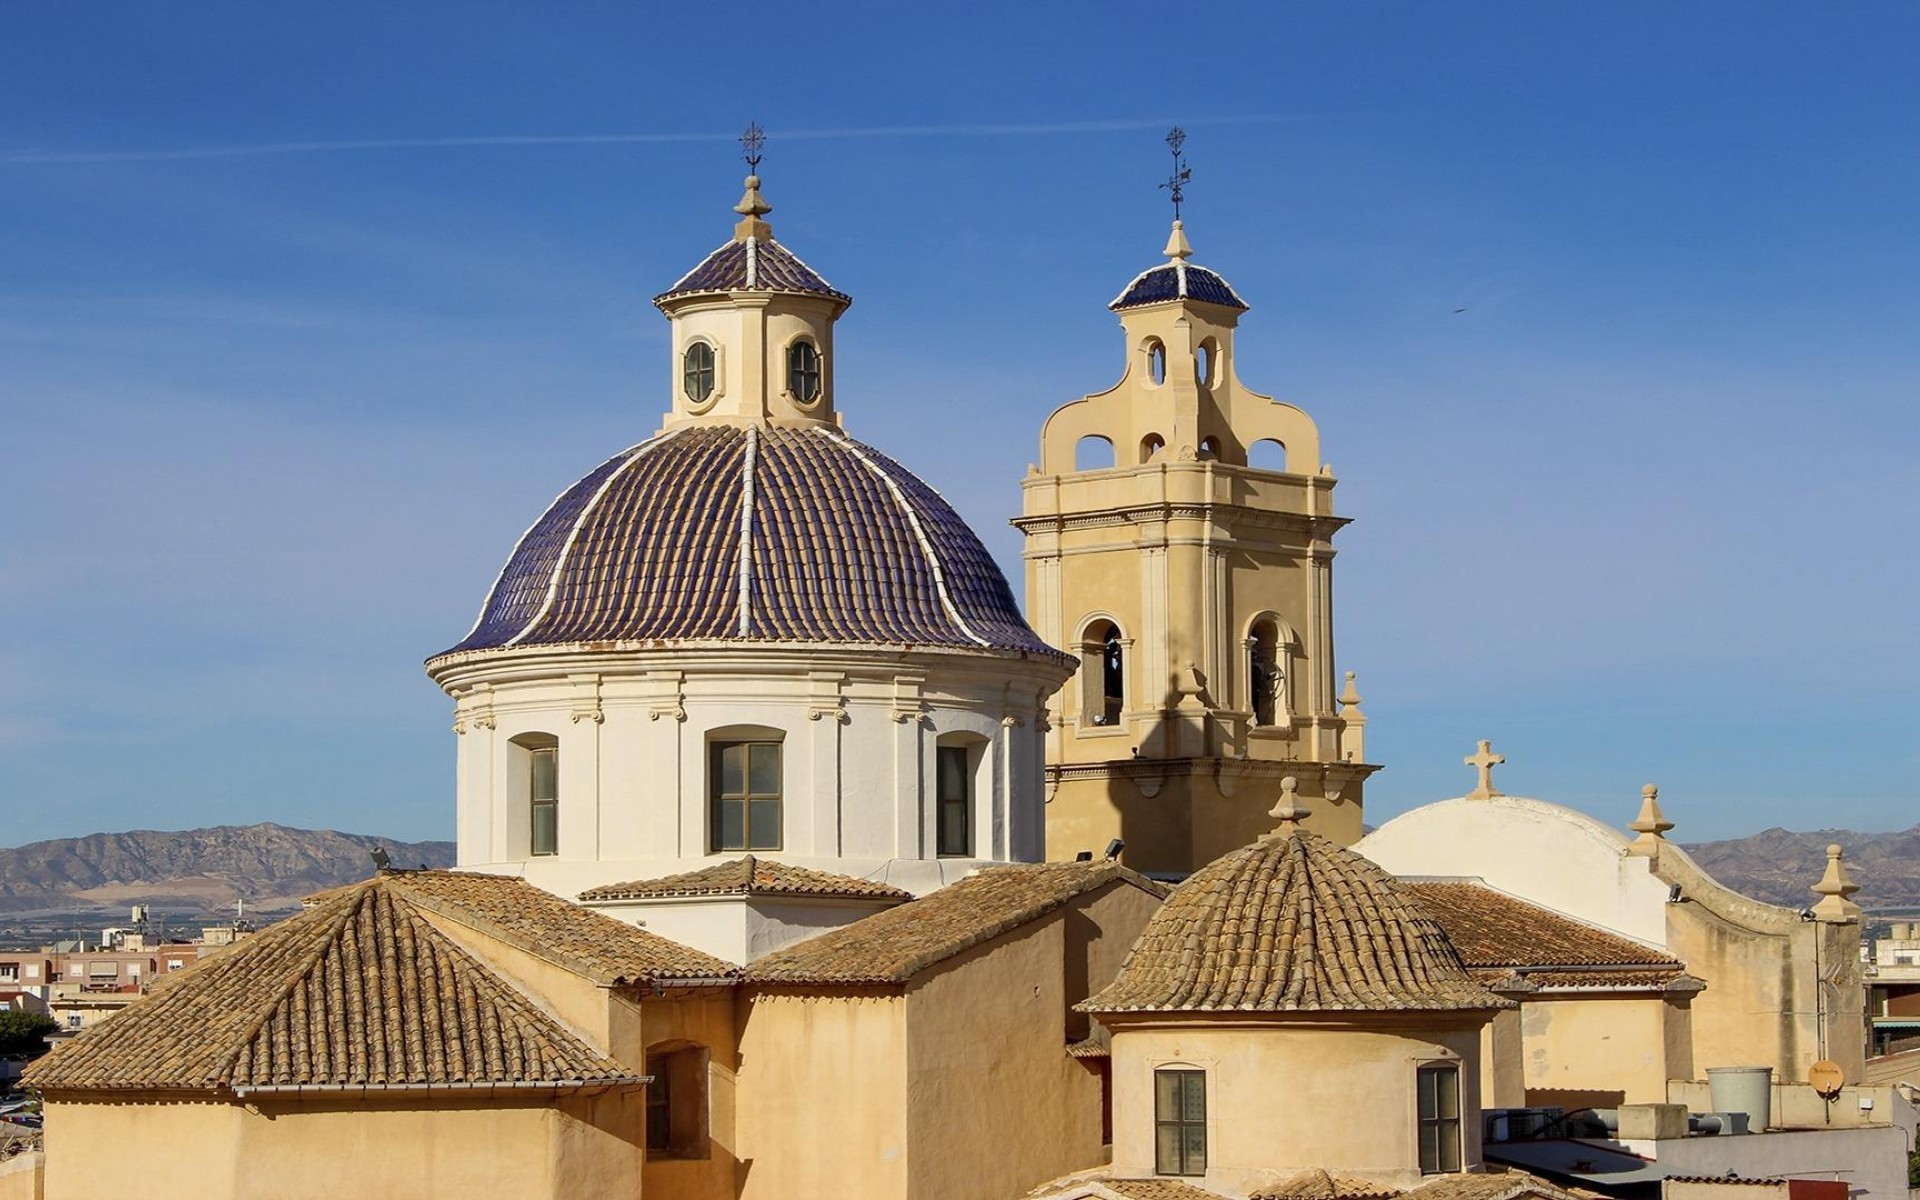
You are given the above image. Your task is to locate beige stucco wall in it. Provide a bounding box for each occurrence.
[40,1093,643,1200]
[904,884,1162,1200]
[642,989,740,1200]
[1106,1017,1488,1194]
[1518,996,1687,1108]
[736,878,1163,1200]
[0,1152,41,1200]
[736,990,908,1200]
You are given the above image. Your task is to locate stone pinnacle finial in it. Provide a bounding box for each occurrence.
[1810,843,1863,923]
[1464,739,1505,800]
[1628,783,1675,854]
[1268,776,1309,832]
[1338,671,1364,712]
[1164,219,1193,261]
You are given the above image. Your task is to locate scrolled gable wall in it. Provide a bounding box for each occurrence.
[431,644,1067,897]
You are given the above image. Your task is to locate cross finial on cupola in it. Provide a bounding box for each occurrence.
[734,120,773,242]
[1268,775,1310,833]
[1159,126,1194,261]
[1464,739,1505,800]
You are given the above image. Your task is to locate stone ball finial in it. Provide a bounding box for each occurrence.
[1268,776,1310,831]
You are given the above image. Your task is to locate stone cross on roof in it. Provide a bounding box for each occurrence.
[1464,739,1505,800]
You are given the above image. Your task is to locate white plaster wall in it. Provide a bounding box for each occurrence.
[433,645,1068,902]
[1355,796,1671,948]
[579,896,904,966]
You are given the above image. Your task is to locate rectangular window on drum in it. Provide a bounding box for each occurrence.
[711,741,782,852]
[1153,1068,1206,1177]
[1417,1063,1461,1174]
[529,746,558,856]
[936,745,970,857]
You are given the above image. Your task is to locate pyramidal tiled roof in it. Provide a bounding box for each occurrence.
[1082,830,1510,1015]
[1109,260,1247,312]
[654,234,849,307]
[580,856,914,903]
[23,874,651,1094]
[745,862,1166,987]
[438,424,1064,660]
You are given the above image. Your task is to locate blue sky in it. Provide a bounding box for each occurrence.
[3,3,1917,846]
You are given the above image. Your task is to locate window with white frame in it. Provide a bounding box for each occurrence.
[1154,1067,1206,1176]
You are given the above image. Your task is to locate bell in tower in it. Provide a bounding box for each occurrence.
[1015,131,1379,875]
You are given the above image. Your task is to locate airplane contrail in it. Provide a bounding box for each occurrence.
[0,115,1308,165]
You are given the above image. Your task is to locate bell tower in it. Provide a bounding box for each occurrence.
[1017,135,1378,873]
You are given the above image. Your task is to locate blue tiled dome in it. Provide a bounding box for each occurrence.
[438,425,1063,660]
[654,236,850,308]
[1109,260,1247,312]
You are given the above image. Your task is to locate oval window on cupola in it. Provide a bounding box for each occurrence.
[683,342,716,403]
[788,340,822,403]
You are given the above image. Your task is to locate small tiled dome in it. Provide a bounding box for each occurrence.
[438,424,1062,660]
[654,234,850,308]
[1109,259,1247,312]
[1083,822,1508,1014]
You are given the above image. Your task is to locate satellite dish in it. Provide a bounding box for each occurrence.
[1807,1059,1845,1098]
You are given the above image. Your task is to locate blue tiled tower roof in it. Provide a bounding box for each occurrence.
[1109,260,1247,312]
[654,236,850,308]
[438,424,1064,661]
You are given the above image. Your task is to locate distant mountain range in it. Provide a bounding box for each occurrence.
[1681,824,1920,916]
[0,823,454,918]
[0,820,1911,927]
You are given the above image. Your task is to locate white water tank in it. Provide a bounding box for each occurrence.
[1705,1066,1773,1131]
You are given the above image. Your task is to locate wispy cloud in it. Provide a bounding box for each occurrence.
[0,114,1307,165]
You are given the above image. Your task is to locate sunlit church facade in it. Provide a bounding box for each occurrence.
[17,142,1882,1200]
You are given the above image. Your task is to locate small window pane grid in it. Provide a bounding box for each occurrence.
[1153,1069,1207,1177]
[936,745,971,857]
[529,747,558,857]
[712,742,782,851]
[682,343,716,403]
[787,341,821,402]
[1417,1064,1461,1174]
[645,1055,671,1153]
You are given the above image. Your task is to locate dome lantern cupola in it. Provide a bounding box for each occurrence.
[652,133,850,433]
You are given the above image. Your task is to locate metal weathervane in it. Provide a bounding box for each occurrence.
[1159,126,1191,220]
[740,121,766,170]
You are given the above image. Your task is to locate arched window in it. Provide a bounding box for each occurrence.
[511,733,559,857]
[1196,339,1215,386]
[1139,433,1165,464]
[1248,438,1288,472]
[682,342,716,403]
[711,738,781,851]
[1080,620,1125,726]
[1145,338,1167,386]
[1197,435,1222,462]
[1248,621,1282,727]
[1075,435,1116,471]
[787,339,822,403]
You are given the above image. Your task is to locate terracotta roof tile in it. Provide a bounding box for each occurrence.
[1397,1171,1584,1200]
[1404,881,1680,971]
[1085,831,1510,1015]
[1251,1169,1400,1200]
[1099,1182,1232,1200]
[23,877,641,1094]
[745,862,1166,986]
[579,856,913,903]
[382,870,736,986]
